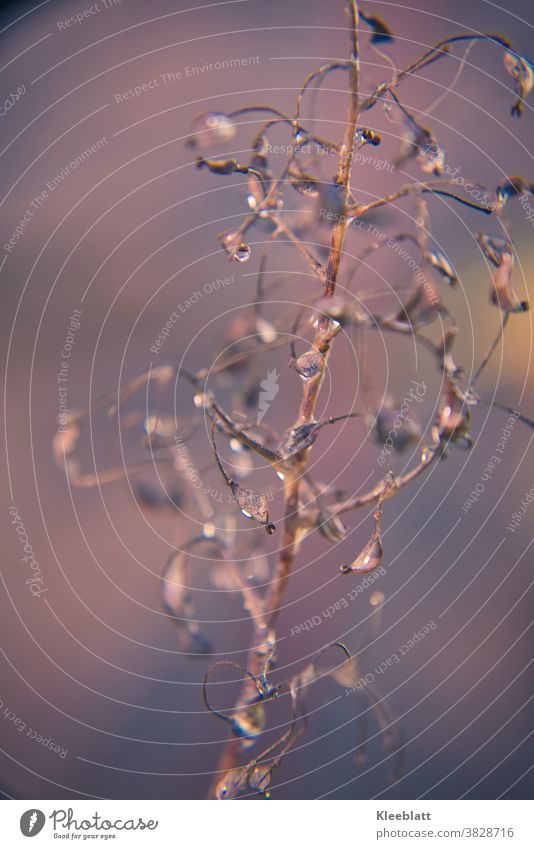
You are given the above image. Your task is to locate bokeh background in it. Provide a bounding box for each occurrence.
[0,0,533,800]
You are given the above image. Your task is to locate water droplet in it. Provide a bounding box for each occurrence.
[234,244,251,263]
[188,112,236,149]
[232,451,254,479]
[355,127,381,146]
[425,248,458,286]
[436,377,472,445]
[341,479,390,575]
[475,233,512,267]
[256,317,277,344]
[417,140,445,175]
[278,422,319,459]
[230,483,275,533]
[230,703,266,748]
[203,521,216,538]
[248,766,271,796]
[495,175,527,206]
[318,510,348,542]
[370,590,385,606]
[503,51,534,116]
[490,252,529,313]
[386,277,442,329]
[294,350,324,381]
[369,400,421,453]
[193,390,214,409]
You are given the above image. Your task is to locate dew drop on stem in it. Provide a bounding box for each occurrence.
[293,350,324,381]
[234,244,251,263]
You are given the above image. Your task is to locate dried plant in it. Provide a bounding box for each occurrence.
[55,2,534,799]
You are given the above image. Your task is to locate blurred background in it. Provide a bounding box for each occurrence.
[0,0,533,800]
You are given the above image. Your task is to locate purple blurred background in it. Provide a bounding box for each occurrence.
[1,0,533,800]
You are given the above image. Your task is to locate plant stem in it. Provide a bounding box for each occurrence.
[207,0,361,799]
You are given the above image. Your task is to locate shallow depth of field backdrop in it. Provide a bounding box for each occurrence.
[1,0,533,800]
